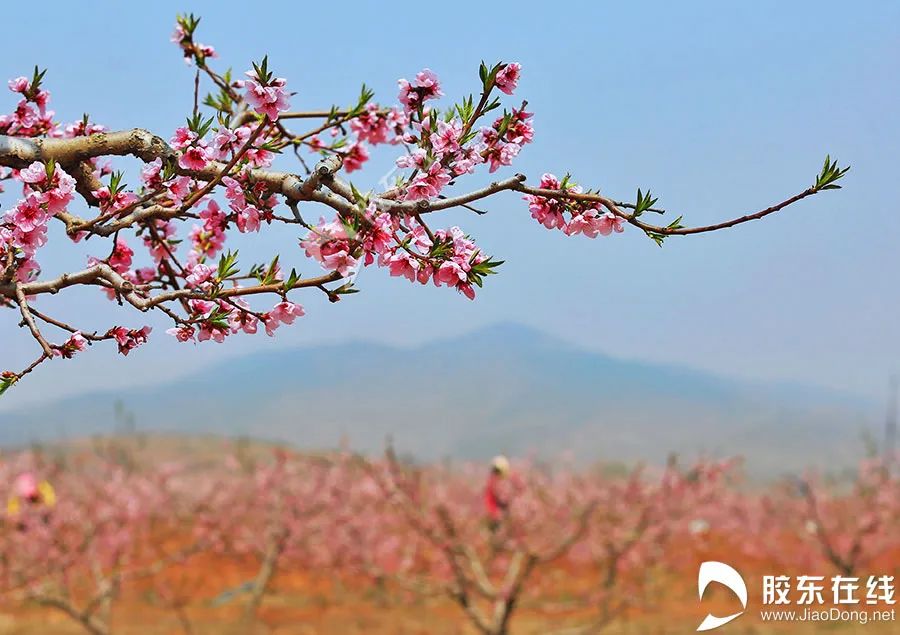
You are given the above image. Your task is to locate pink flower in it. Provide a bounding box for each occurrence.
[398,69,443,113]
[210,128,239,161]
[19,162,47,184]
[222,175,247,208]
[141,158,163,188]
[54,332,88,358]
[435,260,468,286]
[198,321,229,343]
[387,251,420,282]
[178,146,208,171]
[108,238,134,274]
[524,173,569,230]
[166,176,193,206]
[108,326,152,356]
[451,147,482,175]
[494,62,521,95]
[197,44,217,59]
[8,77,28,94]
[505,108,534,146]
[170,24,187,44]
[63,118,106,138]
[12,225,48,256]
[361,204,395,263]
[408,223,434,251]
[319,241,358,276]
[595,211,625,236]
[270,301,304,325]
[396,149,427,170]
[262,315,280,337]
[480,107,534,172]
[342,142,369,173]
[92,186,138,215]
[481,129,520,173]
[170,127,197,150]
[6,195,49,232]
[229,302,259,335]
[188,299,214,316]
[301,218,359,276]
[43,169,76,214]
[14,257,40,283]
[166,325,196,343]
[564,209,600,237]
[188,224,225,260]
[243,71,290,121]
[236,205,261,233]
[199,199,226,230]
[135,267,156,283]
[404,162,451,201]
[349,104,391,145]
[143,221,176,263]
[307,135,324,152]
[262,302,304,337]
[431,119,462,157]
[185,263,214,287]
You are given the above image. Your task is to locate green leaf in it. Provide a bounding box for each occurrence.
[285,268,301,290]
[108,170,126,197]
[334,282,360,295]
[260,255,280,285]
[348,182,369,210]
[217,249,240,281]
[0,375,15,397]
[645,229,668,247]
[814,155,850,190]
[633,188,659,217]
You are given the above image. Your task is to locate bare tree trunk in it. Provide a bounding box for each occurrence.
[237,531,286,634]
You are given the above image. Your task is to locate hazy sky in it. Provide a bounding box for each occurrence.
[1,1,898,410]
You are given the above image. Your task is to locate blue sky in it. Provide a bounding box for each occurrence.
[1,1,898,409]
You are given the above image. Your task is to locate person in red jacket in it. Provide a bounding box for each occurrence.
[484,455,511,531]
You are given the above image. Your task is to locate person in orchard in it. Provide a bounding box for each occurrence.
[484,455,512,531]
[7,472,56,531]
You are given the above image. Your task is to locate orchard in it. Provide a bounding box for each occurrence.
[0,440,897,634]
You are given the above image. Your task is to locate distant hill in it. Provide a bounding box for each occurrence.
[0,323,878,477]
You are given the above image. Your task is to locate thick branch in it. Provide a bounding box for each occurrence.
[0,131,317,205]
[0,263,342,306]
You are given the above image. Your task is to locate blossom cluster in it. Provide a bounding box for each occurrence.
[165,297,304,344]
[0,72,54,137]
[300,202,496,300]
[392,70,534,202]
[1,161,75,280]
[170,14,218,64]
[524,173,624,237]
[237,58,290,121]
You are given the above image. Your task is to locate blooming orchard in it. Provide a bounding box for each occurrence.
[1,442,897,634]
[0,14,849,393]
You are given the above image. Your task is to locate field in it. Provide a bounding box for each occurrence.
[0,436,897,634]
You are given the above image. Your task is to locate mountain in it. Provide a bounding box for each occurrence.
[0,323,878,477]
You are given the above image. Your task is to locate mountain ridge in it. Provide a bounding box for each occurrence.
[0,323,877,477]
